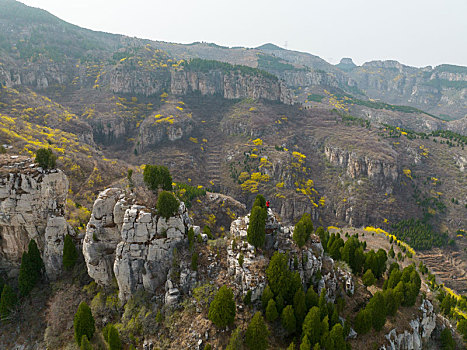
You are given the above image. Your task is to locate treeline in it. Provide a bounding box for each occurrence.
[318,230,387,278]
[391,219,448,250]
[182,58,278,81]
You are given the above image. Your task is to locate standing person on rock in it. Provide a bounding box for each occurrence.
[266,200,270,209]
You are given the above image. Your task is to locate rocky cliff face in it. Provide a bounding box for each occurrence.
[0,155,72,280]
[83,188,192,301]
[227,209,353,303]
[324,145,399,191]
[349,61,467,120]
[170,70,292,104]
[381,299,438,350]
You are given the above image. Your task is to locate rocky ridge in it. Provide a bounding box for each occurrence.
[83,188,193,301]
[0,155,72,280]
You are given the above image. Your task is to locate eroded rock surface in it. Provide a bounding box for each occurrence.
[0,156,71,279]
[83,189,191,301]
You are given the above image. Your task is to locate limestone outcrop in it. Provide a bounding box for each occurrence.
[0,156,72,280]
[324,145,399,190]
[83,188,191,301]
[227,209,351,303]
[381,299,437,350]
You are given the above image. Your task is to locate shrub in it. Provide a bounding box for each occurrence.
[74,301,95,345]
[0,284,17,320]
[187,227,195,250]
[157,191,179,219]
[245,312,268,350]
[35,148,56,169]
[208,285,236,328]
[63,234,78,270]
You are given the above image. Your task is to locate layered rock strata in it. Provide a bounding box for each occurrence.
[0,156,71,279]
[83,188,191,301]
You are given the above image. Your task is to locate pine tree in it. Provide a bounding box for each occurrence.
[265,298,278,322]
[306,287,318,310]
[302,306,321,345]
[318,289,327,320]
[253,194,266,209]
[35,148,56,169]
[108,324,122,350]
[80,335,93,350]
[440,328,455,350]
[293,288,307,325]
[74,301,95,345]
[63,234,78,270]
[300,335,311,350]
[266,252,291,299]
[329,323,346,350]
[261,285,274,310]
[247,205,267,249]
[281,305,296,334]
[208,285,236,328]
[0,284,17,320]
[287,341,295,350]
[28,239,44,276]
[362,269,376,286]
[18,252,35,296]
[293,221,307,248]
[245,312,268,350]
[157,191,179,219]
[226,327,243,350]
[354,309,371,335]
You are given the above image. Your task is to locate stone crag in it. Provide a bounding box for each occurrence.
[0,155,72,280]
[83,188,192,301]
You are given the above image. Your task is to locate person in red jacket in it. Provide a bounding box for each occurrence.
[266,200,270,209]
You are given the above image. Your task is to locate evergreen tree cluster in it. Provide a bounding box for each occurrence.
[355,263,421,335]
[321,231,387,279]
[391,219,448,250]
[261,251,350,349]
[143,164,172,191]
[293,213,314,248]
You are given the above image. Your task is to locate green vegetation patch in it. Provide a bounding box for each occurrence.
[391,219,448,250]
[182,58,278,81]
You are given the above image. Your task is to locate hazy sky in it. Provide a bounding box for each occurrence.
[19,0,467,68]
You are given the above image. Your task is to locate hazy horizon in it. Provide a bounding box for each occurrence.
[17,0,467,68]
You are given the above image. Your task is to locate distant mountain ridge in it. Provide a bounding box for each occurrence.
[0,0,465,126]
